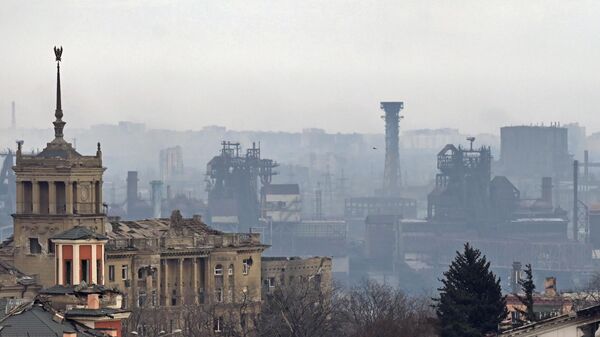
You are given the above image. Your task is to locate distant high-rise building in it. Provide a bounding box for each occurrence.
[159,145,184,181]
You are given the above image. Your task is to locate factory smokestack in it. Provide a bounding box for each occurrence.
[511,261,522,294]
[541,177,553,207]
[150,180,163,219]
[380,102,404,196]
[11,101,16,129]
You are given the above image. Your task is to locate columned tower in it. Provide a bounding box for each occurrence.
[380,102,404,196]
[12,47,106,287]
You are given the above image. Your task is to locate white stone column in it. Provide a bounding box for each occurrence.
[48,181,56,214]
[16,181,24,213]
[65,181,73,214]
[57,244,63,285]
[178,258,184,306]
[163,259,169,306]
[98,181,103,214]
[32,181,39,213]
[91,244,97,284]
[73,244,80,285]
[193,258,199,304]
[100,244,105,285]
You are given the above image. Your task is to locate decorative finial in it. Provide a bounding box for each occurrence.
[53,46,65,139]
[96,142,102,158]
[54,46,63,62]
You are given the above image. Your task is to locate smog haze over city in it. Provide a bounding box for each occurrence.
[2,1,600,133]
[2,2,600,337]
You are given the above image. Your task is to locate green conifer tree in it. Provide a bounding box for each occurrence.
[435,243,507,337]
[516,264,536,324]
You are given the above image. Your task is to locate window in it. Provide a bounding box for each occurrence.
[268,277,276,288]
[108,265,115,282]
[65,260,72,285]
[171,289,177,306]
[313,274,322,290]
[138,268,144,279]
[29,238,42,254]
[242,259,251,275]
[47,239,55,254]
[96,260,102,284]
[199,288,205,304]
[511,311,520,322]
[81,260,89,283]
[213,317,223,333]
[214,264,223,276]
[228,264,234,276]
[122,265,129,280]
[215,288,223,303]
[138,290,147,307]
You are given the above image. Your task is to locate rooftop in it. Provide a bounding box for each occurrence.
[0,300,101,337]
[263,184,300,195]
[51,227,108,241]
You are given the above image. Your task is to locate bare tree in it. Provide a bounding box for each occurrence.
[124,280,437,337]
[569,271,600,310]
[342,280,437,337]
[123,304,167,337]
[180,291,260,337]
[256,278,344,337]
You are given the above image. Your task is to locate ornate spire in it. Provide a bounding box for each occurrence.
[53,46,65,139]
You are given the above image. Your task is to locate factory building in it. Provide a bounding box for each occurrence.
[500,125,572,179]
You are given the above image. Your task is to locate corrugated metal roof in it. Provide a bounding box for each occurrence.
[263,184,300,195]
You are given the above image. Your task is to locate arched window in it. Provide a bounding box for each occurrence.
[214,264,223,276]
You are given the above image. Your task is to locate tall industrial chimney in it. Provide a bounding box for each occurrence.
[11,101,16,129]
[126,171,138,213]
[511,261,522,294]
[150,180,163,219]
[380,102,404,196]
[541,177,553,207]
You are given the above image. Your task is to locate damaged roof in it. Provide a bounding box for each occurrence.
[106,210,221,240]
[51,227,108,241]
[41,283,120,296]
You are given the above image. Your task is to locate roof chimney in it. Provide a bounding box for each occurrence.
[544,277,557,297]
[87,293,100,309]
[63,331,77,337]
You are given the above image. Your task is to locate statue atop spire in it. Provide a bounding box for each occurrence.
[53,46,65,139]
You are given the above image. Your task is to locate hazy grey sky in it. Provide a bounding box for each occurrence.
[1,0,599,134]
